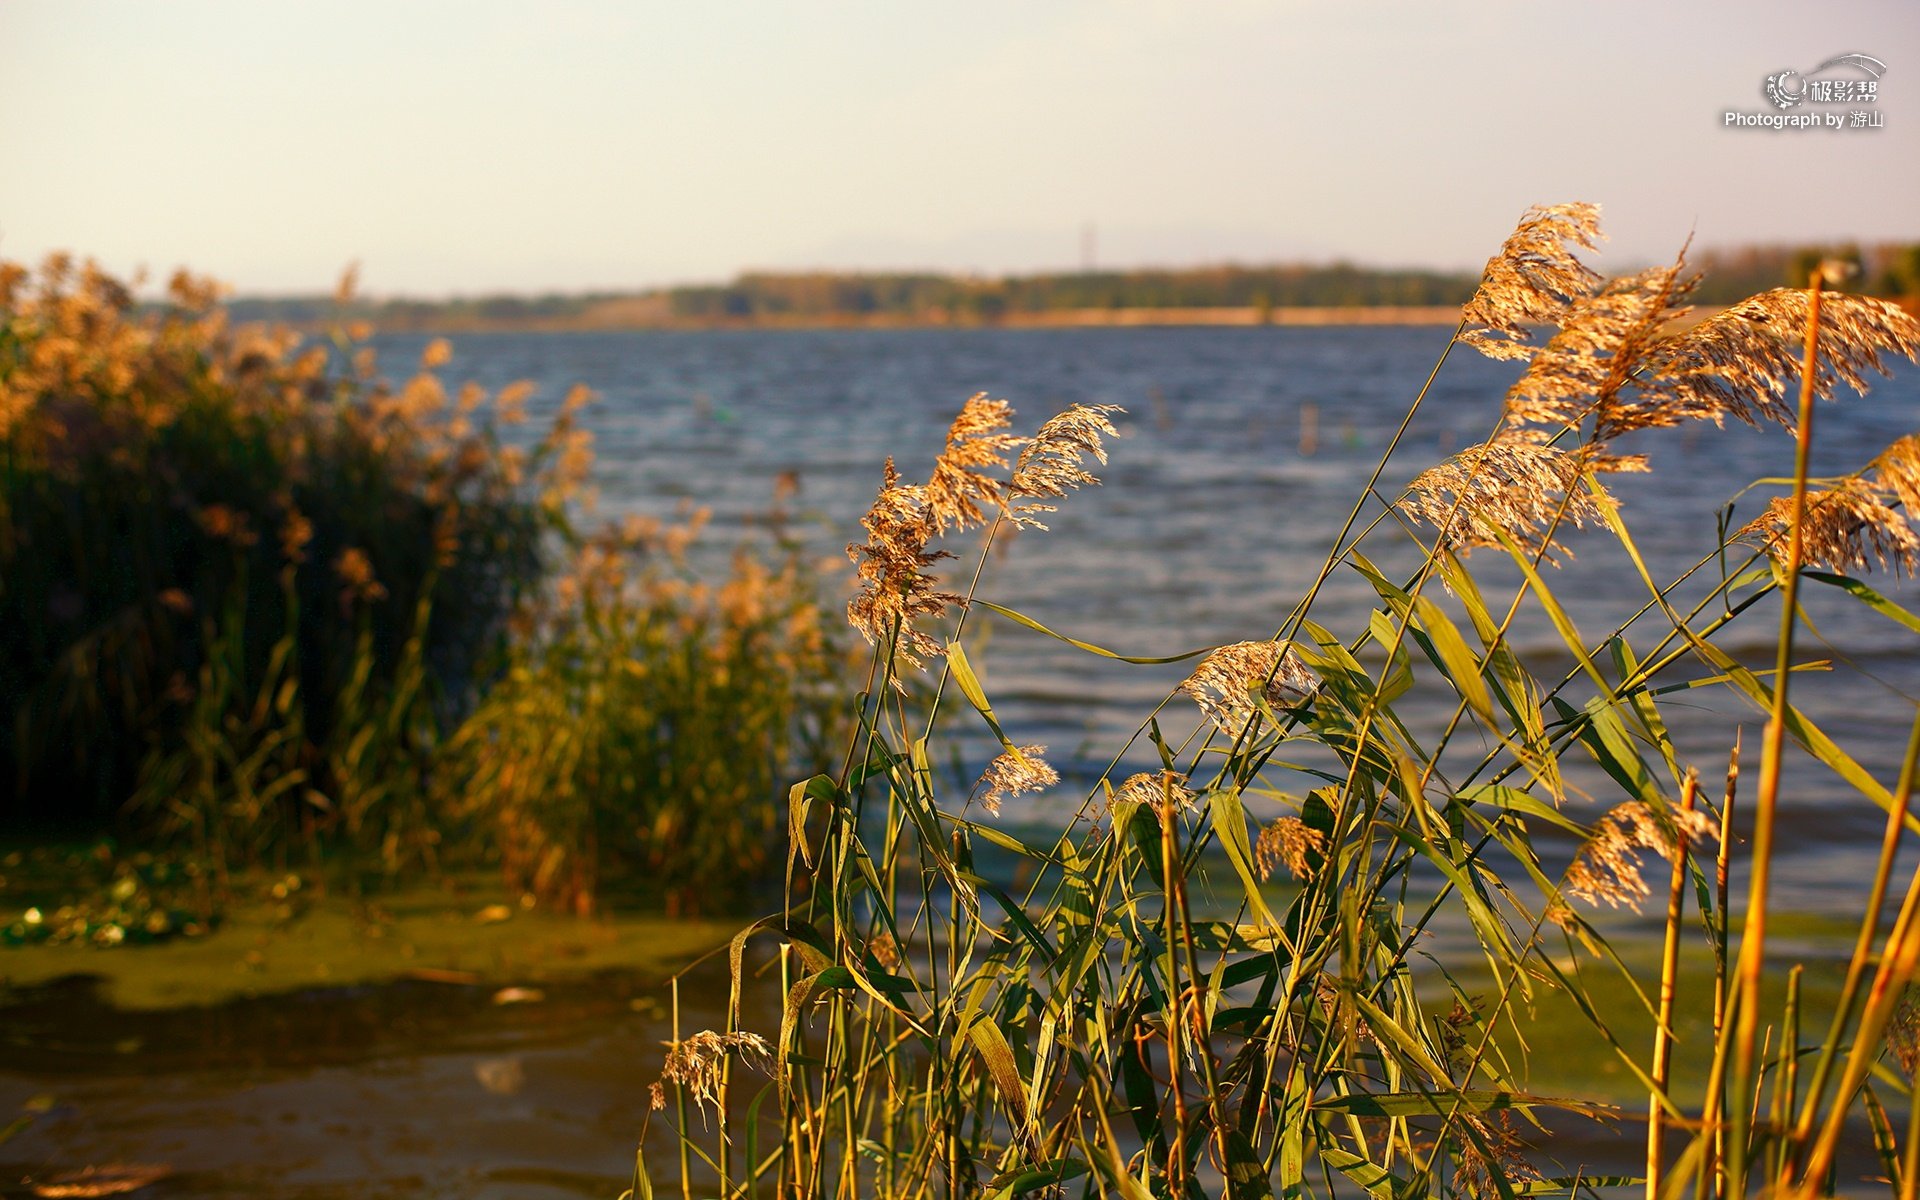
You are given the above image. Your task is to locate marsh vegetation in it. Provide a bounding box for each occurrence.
[632,204,1920,1200]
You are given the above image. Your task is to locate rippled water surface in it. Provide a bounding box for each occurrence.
[437,325,1920,888]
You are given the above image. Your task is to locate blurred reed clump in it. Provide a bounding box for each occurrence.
[438,500,850,917]
[0,255,841,912]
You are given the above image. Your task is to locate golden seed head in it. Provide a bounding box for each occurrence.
[279,509,314,563]
[974,744,1058,815]
[1110,770,1197,817]
[846,457,955,680]
[1178,640,1317,736]
[1564,800,1718,912]
[332,262,361,307]
[658,1030,772,1116]
[1458,202,1604,362]
[196,503,259,547]
[1402,435,1613,561]
[1451,1110,1543,1197]
[1008,403,1121,529]
[495,380,535,424]
[925,392,1024,534]
[1737,477,1920,577]
[1875,436,1920,515]
[1641,290,1920,433]
[332,547,388,606]
[1255,816,1326,881]
[1498,256,1696,461]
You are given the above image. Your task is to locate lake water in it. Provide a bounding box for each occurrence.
[5,323,1917,1195]
[429,324,1920,916]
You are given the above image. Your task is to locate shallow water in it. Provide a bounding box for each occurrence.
[5,323,1918,1195]
[1,956,751,1198]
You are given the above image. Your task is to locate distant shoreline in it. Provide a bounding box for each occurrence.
[225,242,1919,335]
[365,304,1468,334]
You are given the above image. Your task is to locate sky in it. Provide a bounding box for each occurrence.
[1,1,1916,297]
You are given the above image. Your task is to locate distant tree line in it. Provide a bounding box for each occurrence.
[224,292,603,329]
[212,245,1920,330]
[1690,242,1920,304]
[663,264,1478,321]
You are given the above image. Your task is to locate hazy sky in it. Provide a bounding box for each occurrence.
[2,1,1916,296]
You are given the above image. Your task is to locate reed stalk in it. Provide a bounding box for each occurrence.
[1727,269,1826,1199]
[1649,771,1699,1200]
[1697,736,1740,1200]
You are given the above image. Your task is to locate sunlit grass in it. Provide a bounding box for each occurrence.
[0,256,846,918]
[632,206,1920,1199]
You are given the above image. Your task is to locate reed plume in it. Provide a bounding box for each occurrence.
[846,398,1107,675]
[1738,480,1920,577]
[1111,770,1198,817]
[1178,639,1317,734]
[1457,202,1604,362]
[846,458,953,677]
[1008,403,1120,528]
[1640,289,1920,432]
[1499,257,1694,466]
[1874,435,1920,514]
[658,1030,773,1115]
[1564,800,1718,912]
[924,392,1024,534]
[974,744,1057,815]
[1403,437,1610,559]
[1256,815,1326,880]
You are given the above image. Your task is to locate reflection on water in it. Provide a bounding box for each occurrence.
[4,326,1917,1194]
[0,958,759,1199]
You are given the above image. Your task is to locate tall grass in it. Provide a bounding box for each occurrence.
[0,258,560,855]
[437,503,852,916]
[635,205,1920,1198]
[0,257,844,908]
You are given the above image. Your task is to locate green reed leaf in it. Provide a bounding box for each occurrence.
[1413,594,1495,722]
[1224,1128,1275,1200]
[974,600,1217,663]
[984,1158,1089,1200]
[1207,787,1282,930]
[1318,1145,1406,1199]
[1805,570,1920,634]
[945,639,1015,751]
[1311,1089,1617,1120]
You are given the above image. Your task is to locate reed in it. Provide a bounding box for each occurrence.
[1,256,845,911]
[0,258,563,858]
[631,205,1920,1199]
[437,505,851,915]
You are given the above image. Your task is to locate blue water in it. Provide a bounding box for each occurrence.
[383,323,1920,927]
